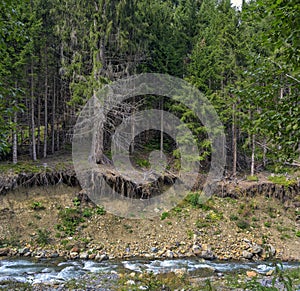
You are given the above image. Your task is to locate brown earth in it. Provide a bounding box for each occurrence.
[0,179,299,261]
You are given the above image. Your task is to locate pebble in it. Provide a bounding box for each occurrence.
[246,270,257,278]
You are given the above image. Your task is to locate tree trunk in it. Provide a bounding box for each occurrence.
[37,93,41,158]
[12,110,18,164]
[51,76,56,154]
[31,62,37,161]
[232,103,237,177]
[251,134,255,176]
[43,55,48,158]
[160,98,164,158]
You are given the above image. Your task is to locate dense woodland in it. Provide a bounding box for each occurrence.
[0,0,299,176]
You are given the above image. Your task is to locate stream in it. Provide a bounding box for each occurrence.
[0,258,299,285]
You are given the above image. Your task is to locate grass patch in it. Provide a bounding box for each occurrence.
[57,207,84,236]
[36,228,51,246]
[246,175,259,182]
[30,201,46,211]
[236,219,250,230]
[160,212,170,220]
[264,221,272,228]
[185,192,212,210]
[268,175,297,187]
[95,205,106,215]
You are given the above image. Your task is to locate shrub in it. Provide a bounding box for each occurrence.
[36,229,51,246]
[95,206,106,215]
[58,208,84,236]
[31,201,45,211]
[236,219,250,230]
[160,212,169,220]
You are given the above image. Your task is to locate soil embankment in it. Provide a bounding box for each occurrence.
[0,156,299,262]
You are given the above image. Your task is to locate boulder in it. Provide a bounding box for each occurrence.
[201,250,216,260]
[242,250,253,259]
[0,248,9,256]
[165,250,174,258]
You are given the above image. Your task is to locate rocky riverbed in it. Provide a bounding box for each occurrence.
[0,257,300,290]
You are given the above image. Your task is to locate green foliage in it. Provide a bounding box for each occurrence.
[236,219,250,230]
[58,208,84,236]
[36,229,51,246]
[95,206,106,215]
[82,208,93,218]
[185,192,212,210]
[31,201,45,211]
[134,157,150,169]
[160,212,170,220]
[205,210,223,222]
[267,175,297,187]
[73,197,81,207]
[229,214,238,221]
[247,175,259,182]
[264,221,272,228]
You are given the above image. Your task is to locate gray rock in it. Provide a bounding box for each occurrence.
[201,250,216,260]
[192,244,202,255]
[252,244,263,254]
[0,248,9,256]
[242,250,253,259]
[97,253,109,262]
[265,244,276,257]
[165,250,174,258]
[70,252,79,259]
[24,251,31,257]
[150,247,158,253]
[79,252,89,259]
[50,252,59,258]
[18,248,30,255]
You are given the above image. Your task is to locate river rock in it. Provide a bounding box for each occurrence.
[24,251,32,257]
[71,246,80,253]
[200,250,216,260]
[265,244,276,257]
[165,250,174,258]
[70,252,79,259]
[18,247,30,255]
[242,250,253,259]
[0,248,9,256]
[150,247,158,253]
[89,253,96,259]
[96,253,109,261]
[80,252,89,259]
[251,244,263,255]
[126,280,135,285]
[246,270,257,278]
[49,252,59,258]
[192,244,202,255]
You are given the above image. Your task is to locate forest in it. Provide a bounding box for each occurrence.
[0,0,299,176]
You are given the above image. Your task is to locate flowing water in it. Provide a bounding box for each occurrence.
[0,258,299,285]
